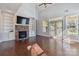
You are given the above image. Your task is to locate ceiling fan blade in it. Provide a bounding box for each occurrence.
[39,3,52,6]
[39,3,52,8]
[39,3,44,6]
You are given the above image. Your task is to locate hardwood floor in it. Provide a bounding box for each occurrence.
[0,40,30,56]
[0,35,79,56]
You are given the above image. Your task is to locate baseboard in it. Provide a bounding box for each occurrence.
[36,34,50,38]
[0,39,15,43]
[36,35,50,39]
[71,40,79,42]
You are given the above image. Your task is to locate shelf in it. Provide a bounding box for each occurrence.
[15,24,29,26]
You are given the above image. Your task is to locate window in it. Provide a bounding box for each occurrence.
[66,15,78,35]
[42,20,48,32]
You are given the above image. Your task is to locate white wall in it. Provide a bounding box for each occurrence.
[16,3,38,19]
[16,3,38,37]
[36,3,79,37]
[0,3,38,42]
[36,19,50,37]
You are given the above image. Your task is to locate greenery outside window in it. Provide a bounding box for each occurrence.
[42,20,48,32]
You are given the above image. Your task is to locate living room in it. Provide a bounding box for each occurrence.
[0,3,79,56]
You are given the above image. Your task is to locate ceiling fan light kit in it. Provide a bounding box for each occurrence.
[39,3,52,8]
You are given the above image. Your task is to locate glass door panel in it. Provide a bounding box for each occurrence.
[56,20,63,37]
[49,21,56,37]
[49,20,63,38]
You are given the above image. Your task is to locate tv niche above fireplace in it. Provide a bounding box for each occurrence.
[16,16,30,25]
[15,16,30,40]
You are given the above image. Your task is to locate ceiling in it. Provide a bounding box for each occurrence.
[35,3,79,20]
[0,3,79,16]
[0,3,22,13]
[0,3,54,13]
[37,3,79,12]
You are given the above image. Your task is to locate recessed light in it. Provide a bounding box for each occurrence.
[65,9,69,13]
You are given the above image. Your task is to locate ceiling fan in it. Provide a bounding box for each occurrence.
[39,3,52,8]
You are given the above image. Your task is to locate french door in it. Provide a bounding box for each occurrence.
[49,18,63,55]
[49,20,63,38]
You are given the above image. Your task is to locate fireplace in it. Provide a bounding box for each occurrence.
[19,31,27,39]
[15,25,29,40]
